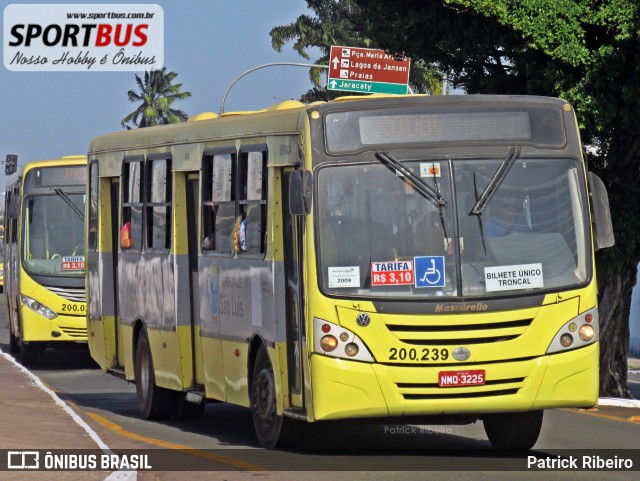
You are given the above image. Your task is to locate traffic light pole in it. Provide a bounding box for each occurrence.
[4,154,18,175]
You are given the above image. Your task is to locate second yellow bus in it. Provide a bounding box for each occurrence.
[4,155,88,365]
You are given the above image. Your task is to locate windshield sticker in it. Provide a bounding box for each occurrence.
[444,238,463,255]
[371,260,414,286]
[61,256,85,271]
[414,256,445,288]
[328,266,360,288]
[484,263,543,292]
[420,162,441,178]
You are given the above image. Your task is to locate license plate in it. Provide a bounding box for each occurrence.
[438,370,486,387]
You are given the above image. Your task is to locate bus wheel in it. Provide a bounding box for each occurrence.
[250,347,300,448]
[8,327,19,354]
[135,327,178,420]
[19,343,41,366]
[483,410,543,450]
[176,394,206,420]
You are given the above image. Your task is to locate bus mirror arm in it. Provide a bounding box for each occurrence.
[289,170,312,216]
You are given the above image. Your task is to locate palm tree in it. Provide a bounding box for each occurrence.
[121,67,191,129]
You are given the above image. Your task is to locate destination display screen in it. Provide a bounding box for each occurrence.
[324,103,566,153]
[30,165,87,187]
[359,111,531,144]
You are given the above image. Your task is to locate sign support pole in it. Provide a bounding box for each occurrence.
[219,62,329,114]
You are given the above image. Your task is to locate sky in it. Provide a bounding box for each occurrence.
[0,0,321,192]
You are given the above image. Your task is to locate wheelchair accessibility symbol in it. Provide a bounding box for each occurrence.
[414,256,445,288]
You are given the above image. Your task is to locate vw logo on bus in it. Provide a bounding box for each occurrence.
[453,347,471,361]
[356,313,371,327]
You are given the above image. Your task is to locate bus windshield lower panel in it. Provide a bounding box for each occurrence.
[316,156,589,299]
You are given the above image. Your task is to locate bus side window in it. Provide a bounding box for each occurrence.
[121,158,143,251]
[203,150,236,254]
[145,157,171,251]
[88,161,99,251]
[238,148,267,255]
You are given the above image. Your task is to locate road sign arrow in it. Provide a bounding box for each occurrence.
[331,57,340,69]
[329,79,338,88]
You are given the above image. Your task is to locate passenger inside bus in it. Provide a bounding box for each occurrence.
[120,221,133,249]
[483,192,531,237]
[203,233,215,250]
[232,207,247,256]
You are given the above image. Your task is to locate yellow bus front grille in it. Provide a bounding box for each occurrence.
[59,326,87,338]
[386,318,533,345]
[48,286,86,303]
[396,377,525,400]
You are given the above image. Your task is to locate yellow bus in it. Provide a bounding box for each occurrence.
[0,223,4,292]
[87,95,613,450]
[4,156,88,365]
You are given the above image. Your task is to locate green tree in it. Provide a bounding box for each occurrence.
[344,0,640,397]
[270,0,444,100]
[121,67,191,129]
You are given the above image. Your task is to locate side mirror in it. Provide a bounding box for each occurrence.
[288,170,312,216]
[588,172,615,250]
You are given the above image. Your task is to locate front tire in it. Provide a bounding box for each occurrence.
[134,327,178,420]
[18,341,41,366]
[250,347,301,448]
[483,410,543,450]
[8,324,19,354]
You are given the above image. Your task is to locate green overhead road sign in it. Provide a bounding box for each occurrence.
[327,45,411,95]
[327,78,408,95]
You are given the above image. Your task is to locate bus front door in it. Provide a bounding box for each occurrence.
[282,170,305,409]
[186,174,204,385]
[110,178,123,366]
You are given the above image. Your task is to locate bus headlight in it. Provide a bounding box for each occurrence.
[579,324,595,342]
[313,318,374,362]
[547,307,598,354]
[344,343,359,357]
[21,295,58,319]
[559,333,573,347]
[320,335,338,352]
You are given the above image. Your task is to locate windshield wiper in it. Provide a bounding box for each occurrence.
[374,152,447,206]
[53,187,85,221]
[469,146,522,215]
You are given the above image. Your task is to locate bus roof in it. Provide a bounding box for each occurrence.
[4,155,87,189]
[88,94,572,156]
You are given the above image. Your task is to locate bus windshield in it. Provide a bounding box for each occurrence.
[22,192,85,277]
[316,155,589,298]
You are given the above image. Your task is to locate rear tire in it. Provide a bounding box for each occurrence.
[134,327,178,420]
[176,394,206,420]
[483,410,543,450]
[250,347,301,448]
